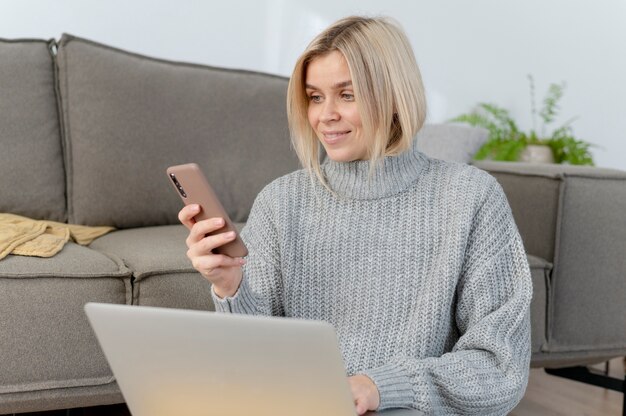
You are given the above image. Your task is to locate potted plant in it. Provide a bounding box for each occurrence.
[451,75,595,165]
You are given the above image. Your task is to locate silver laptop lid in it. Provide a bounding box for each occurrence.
[85,303,356,416]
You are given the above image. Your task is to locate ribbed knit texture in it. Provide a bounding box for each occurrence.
[211,143,532,415]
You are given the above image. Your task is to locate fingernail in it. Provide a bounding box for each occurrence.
[226,231,236,238]
[213,218,224,226]
[239,258,246,265]
[191,204,200,212]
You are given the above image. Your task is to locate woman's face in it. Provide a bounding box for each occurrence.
[305,51,367,162]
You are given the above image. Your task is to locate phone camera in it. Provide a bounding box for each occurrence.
[169,173,187,198]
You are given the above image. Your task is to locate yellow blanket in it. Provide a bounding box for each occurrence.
[0,213,115,260]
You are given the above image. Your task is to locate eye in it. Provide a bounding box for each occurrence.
[341,92,355,101]
[308,94,323,103]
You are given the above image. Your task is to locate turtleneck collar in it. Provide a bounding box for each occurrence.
[321,142,429,200]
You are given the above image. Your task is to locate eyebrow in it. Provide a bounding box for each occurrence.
[305,80,353,90]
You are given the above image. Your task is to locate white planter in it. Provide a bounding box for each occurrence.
[519,144,554,163]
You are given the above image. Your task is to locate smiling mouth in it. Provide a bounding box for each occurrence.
[322,130,351,144]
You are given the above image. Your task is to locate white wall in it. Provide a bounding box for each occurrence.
[3,0,625,169]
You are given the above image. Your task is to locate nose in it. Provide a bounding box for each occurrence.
[320,100,340,123]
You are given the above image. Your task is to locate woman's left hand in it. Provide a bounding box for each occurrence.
[348,374,380,415]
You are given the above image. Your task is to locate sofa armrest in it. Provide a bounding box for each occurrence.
[473,160,626,355]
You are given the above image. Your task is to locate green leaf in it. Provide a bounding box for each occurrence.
[474,139,526,162]
[547,136,595,166]
[478,103,519,132]
[451,77,596,166]
[540,82,565,125]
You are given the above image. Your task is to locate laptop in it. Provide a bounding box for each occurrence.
[85,303,424,416]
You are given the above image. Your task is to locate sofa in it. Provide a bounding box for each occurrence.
[1,34,625,414]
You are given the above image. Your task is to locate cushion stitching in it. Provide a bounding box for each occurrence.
[59,33,288,81]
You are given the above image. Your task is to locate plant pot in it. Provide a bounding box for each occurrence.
[519,144,554,163]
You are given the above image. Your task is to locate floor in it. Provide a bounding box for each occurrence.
[8,358,625,416]
[510,357,625,416]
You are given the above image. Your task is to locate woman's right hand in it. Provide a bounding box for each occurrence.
[178,204,245,298]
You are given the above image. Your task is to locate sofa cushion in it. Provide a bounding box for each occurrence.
[0,243,130,279]
[56,34,301,229]
[0,39,66,222]
[88,225,230,310]
[88,225,195,281]
[415,124,488,163]
[0,244,131,396]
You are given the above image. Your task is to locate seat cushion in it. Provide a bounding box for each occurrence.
[0,244,131,395]
[56,34,301,228]
[88,225,244,311]
[0,38,66,221]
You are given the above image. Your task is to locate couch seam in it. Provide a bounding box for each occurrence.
[0,38,53,44]
[545,177,566,351]
[540,264,552,353]
[544,342,626,352]
[89,249,136,305]
[88,249,132,275]
[59,33,289,81]
[0,376,116,394]
[48,38,70,224]
[131,275,138,305]
[0,249,134,279]
[57,34,75,224]
[133,268,199,281]
[474,165,626,180]
[0,273,131,279]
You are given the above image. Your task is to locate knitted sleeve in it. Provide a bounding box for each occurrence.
[210,184,284,316]
[362,177,533,415]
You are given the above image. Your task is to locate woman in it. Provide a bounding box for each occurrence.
[179,16,532,415]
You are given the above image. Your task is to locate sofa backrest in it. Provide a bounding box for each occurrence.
[473,161,626,263]
[2,34,489,229]
[0,39,67,222]
[56,34,301,228]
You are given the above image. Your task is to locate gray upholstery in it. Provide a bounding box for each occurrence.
[552,175,626,350]
[0,244,130,399]
[0,382,123,415]
[475,160,626,363]
[478,172,560,262]
[89,225,216,310]
[56,34,301,229]
[415,123,488,163]
[0,243,130,280]
[89,225,194,281]
[0,39,66,222]
[131,272,214,310]
[528,255,551,356]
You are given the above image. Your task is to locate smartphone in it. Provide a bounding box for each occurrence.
[167,163,248,258]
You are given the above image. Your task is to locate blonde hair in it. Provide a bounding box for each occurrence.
[287,16,427,189]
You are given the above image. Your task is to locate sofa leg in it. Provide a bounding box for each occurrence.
[544,366,625,416]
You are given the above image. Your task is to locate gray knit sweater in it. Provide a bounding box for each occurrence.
[211,144,532,415]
